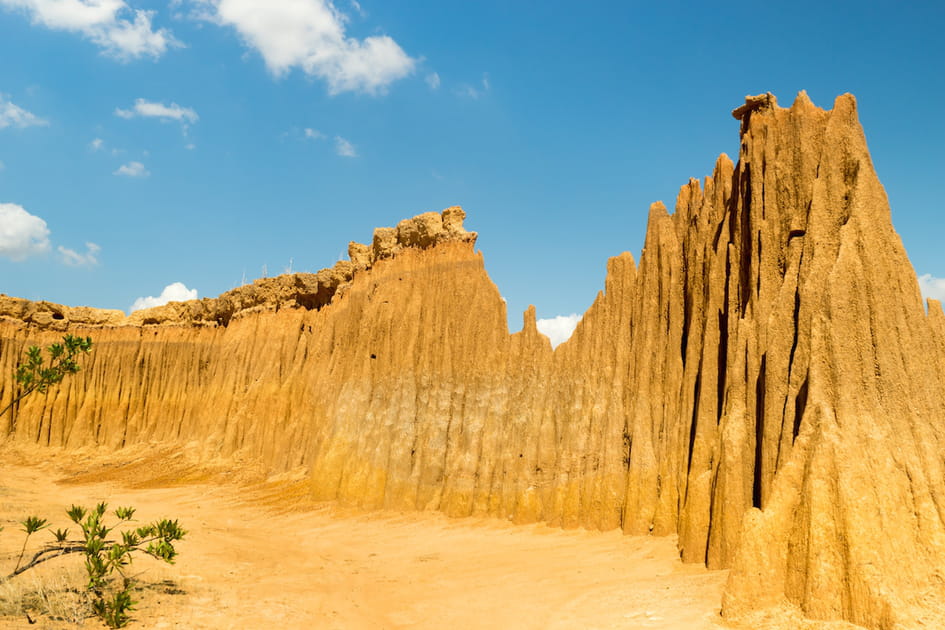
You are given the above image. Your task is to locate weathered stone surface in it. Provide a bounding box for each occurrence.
[1,94,942,629]
[348,241,372,270]
[0,295,125,329]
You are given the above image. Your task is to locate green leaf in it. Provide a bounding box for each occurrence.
[67,504,87,523]
[21,516,49,535]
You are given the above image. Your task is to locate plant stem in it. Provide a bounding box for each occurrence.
[0,385,37,430]
[12,532,32,574]
[4,535,169,581]
[3,544,85,580]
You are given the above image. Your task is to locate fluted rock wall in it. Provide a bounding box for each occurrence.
[2,94,944,629]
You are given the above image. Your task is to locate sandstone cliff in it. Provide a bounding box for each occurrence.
[2,94,943,629]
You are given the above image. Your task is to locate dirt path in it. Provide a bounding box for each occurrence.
[0,447,729,629]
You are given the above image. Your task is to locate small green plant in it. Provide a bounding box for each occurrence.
[0,334,93,433]
[2,503,185,628]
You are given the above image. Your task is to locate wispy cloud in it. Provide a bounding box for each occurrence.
[131,281,197,312]
[184,0,415,95]
[113,161,149,177]
[0,202,51,261]
[58,241,100,266]
[0,0,180,60]
[334,136,357,157]
[115,98,198,135]
[348,0,365,17]
[456,73,491,99]
[296,127,356,158]
[0,94,47,129]
[536,313,581,348]
[425,72,440,90]
[89,137,104,151]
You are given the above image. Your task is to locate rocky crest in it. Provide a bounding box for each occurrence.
[2,95,944,629]
[0,207,476,329]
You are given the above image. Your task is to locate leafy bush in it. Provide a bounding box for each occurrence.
[2,503,186,628]
[1,334,93,433]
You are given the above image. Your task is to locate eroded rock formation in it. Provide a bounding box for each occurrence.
[2,94,943,629]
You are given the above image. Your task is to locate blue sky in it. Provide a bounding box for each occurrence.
[1,1,943,341]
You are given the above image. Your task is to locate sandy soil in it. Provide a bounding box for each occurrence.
[0,445,859,630]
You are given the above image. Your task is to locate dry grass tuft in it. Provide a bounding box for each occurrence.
[0,565,90,628]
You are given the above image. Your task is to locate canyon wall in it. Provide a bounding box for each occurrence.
[2,93,945,629]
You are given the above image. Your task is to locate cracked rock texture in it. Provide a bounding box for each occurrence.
[2,97,944,629]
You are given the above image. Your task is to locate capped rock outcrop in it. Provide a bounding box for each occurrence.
[1,95,942,629]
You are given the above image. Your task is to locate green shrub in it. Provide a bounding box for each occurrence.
[2,503,186,628]
[1,334,93,433]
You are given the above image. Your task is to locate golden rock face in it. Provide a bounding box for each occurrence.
[3,95,945,629]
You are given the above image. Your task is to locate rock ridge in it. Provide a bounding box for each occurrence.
[2,94,944,629]
[0,206,476,329]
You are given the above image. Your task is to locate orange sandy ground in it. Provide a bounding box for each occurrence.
[0,445,859,630]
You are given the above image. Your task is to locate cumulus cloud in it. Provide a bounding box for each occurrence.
[334,135,356,157]
[304,127,324,140]
[0,202,51,261]
[187,0,415,95]
[113,161,149,177]
[58,241,100,266]
[131,281,197,312]
[919,274,945,304]
[425,72,440,90]
[536,313,581,349]
[114,98,198,134]
[0,94,48,129]
[0,0,180,60]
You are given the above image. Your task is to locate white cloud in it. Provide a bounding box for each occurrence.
[304,127,324,140]
[536,313,581,348]
[58,241,100,266]
[919,274,945,304]
[425,72,440,90]
[0,202,51,261]
[0,0,180,60]
[113,161,149,177]
[189,0,415,95]
[334,135,356,157]
[114,98,198,127]
[90,137,104,150]
[131,281,197,312]
[0,94,48,129]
